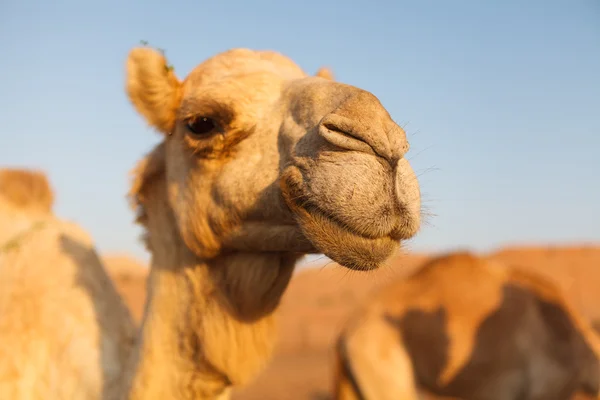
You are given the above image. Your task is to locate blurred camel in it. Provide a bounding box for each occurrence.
[333,251,600,400]
[592,320,600,335]
[0,168,137,399]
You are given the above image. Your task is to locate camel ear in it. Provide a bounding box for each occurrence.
[125,47,182,135]
[315,66,334,81]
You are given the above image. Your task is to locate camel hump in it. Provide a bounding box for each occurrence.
[0,168,54,214]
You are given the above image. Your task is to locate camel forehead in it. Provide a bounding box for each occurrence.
[183,48,308,88]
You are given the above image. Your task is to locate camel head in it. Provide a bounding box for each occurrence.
[0,168,55,246]
[126,47,421,271]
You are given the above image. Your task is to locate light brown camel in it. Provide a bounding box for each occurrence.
[0,168,137,399]
[122,46,422,399]
[333,251,600,400]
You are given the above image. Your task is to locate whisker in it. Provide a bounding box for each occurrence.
[407,145,435,162]
[416,166,440,178]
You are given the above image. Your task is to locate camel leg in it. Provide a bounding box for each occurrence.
[340,313,420,400]
[334,336,363,400]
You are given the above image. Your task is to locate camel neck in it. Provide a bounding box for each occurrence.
[123,202,299,399]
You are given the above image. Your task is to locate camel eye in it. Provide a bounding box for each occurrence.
[186,117,216,136]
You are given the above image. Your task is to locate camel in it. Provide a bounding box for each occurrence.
[0,168,137,399]
[333,251,600,400]
[122,45,422,399]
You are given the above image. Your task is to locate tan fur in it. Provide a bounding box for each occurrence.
[334,252,600,400]
[315,67,335,80]
[0,168,54,214]
[0,168,137,399]
[125,49,182,134]
[593,320,600,335]
[334,339,358,400]
[123,46,422,399]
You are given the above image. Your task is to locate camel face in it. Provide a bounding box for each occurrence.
[279,79,421,270]
[126,47,421,271]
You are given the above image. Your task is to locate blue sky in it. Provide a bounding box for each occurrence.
[1,0,598,264]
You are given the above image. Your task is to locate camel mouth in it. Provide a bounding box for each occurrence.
[280,169,401,271]
[294,200,400,271]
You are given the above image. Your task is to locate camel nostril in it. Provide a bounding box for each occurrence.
[318,118,377,156]
[322,122,367,145]
[322,122,345,135]
[322,122,348,134]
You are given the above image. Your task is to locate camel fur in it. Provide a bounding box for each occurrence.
[0,168,137,399]
[333,251,600,400]
[122,46,422,399]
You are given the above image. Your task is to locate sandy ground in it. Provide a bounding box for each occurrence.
[103,244,600,400]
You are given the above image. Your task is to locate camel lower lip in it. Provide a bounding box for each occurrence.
[295,202,399,270]
[279,167,402,271]
[283,191,399,271]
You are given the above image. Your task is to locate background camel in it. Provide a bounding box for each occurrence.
[594,321,600,336]
[122,45,422,399]
[0,168,137,399]
[333,251,600,400]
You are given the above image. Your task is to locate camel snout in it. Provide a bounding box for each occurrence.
[318,90,409,165]
[391,157,421,240]
[318,114,388,158]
